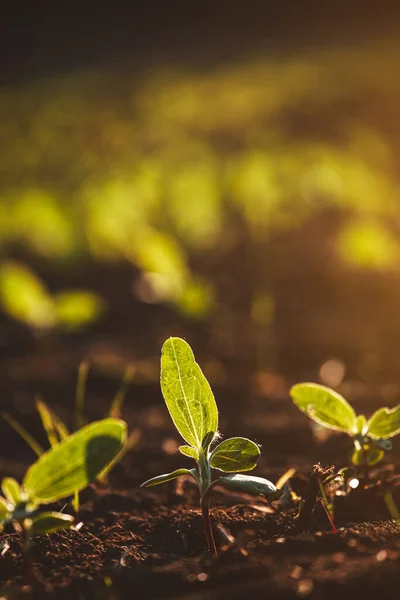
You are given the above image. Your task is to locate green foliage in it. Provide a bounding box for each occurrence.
[367,406,400,438]
[160,337,218,450]
[28,512,75,535]
[179,445,199,460]
[290,382,400,468]
[24,418,127,503]
[1,42,400,327]
[0,261,103,331]
[218,474,281,500]
[141,468,193,487]
[290,383,356,433]
[0,417,127,537]
[1,478,23,506]
[142,337,277,553]
[209,437,260,473]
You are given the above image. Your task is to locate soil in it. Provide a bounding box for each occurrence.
[1,348,400,599]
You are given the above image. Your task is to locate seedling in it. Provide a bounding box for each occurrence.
[0,418,126,548]
[295,464,340,533]
[2,362,138,499]
[290,383,400,468]
[141,337,281,554]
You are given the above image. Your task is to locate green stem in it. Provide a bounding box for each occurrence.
[201,492,217,555]
[198,446,217,554]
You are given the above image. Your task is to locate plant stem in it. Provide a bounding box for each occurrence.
[201,493,216,555]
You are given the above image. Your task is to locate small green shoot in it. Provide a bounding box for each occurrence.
[290,383,400,468]
[3,362,137,497]
[0,418,127,544]
[141,337,281,554]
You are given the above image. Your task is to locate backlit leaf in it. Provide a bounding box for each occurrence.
[28,512,74,535]
[353,414,367,435]
[35,398,61,447]
[367,406,400,439]
[160,337,218,450]
[1,478,23,506]
[219,474,281,500]
[0,496,11,521]
[179,446,199,460]
[23,418,127,503]
[141,468,193,488]
[290,383,356,433]
[210,437,260,472]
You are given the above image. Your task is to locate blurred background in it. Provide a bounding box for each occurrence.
[2,0,400,400]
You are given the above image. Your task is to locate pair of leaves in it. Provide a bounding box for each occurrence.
[142,470,280,501]
[180,436,260,472]
[161,337,260,469]
[290,383,400,439]
[143,338,263,495]
[143,436,261,489]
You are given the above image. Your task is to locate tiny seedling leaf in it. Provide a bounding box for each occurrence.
[179,446,199,460]
[351,445,384,466]
[1,478,23,506]
[141,468,193,488]
[23,418,127,503]
[28,512,74,535]
[160,337,218,450]
[202,431,215,454]
[290,383,356,433]
[0,497,11,521]
[210,437,260,473]
[219,474,282,500]
[354,414,367,435]
[367,406,400,439]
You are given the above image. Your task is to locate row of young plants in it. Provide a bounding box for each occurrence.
[2,337,400,558]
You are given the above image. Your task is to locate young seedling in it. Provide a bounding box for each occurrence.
[295,464,340,533]
[290,383,400,469]
[0,418,126,552]
[2,362,138,505]
[141,337,281,554]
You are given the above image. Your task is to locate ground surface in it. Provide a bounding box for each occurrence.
[1,350,400,600]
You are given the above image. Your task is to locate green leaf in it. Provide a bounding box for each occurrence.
[0,496,11,521]
[366,446,385,466]
[201,431,215,454]
[35,398,62,447]
[23,418,127,503]
[141,468,193,488]
[160,337,218,450]
[351,445,385,467]
[28,512,74,535]
[179,446,199,460]
[1,478,23,506]
[219,474,282,500]
[290,383,356,433]
[210,437,260,473]
[367,406,400,439]
[353,414,367,435]
[54,290,105,330]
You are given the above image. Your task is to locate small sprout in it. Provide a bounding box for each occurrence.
[290,383,400,469]
[141,337,278,554]
[0,418,127,545]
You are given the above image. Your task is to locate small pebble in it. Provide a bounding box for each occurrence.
[297,578,314,597]
[376,550,387,562]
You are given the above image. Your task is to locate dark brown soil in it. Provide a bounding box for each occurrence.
[1,352,400,599]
